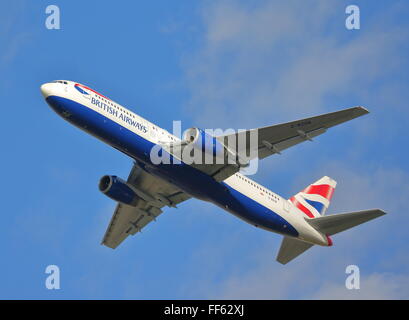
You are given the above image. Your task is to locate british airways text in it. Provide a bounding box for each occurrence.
[91,97,148,133]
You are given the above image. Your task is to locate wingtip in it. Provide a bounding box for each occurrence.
[356,106,370,115]
[101,240,116,249]
[377,209,387,216]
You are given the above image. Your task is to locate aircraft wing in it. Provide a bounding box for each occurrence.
[101,163,191,249]
[217,106,369,160]
[161,144,240,183]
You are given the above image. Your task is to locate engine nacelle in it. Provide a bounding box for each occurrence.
[98,175,138,206]
[183,127,226,160]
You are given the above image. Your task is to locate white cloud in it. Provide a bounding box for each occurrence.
[312,273,409,300]
[171,0,409,299]
[181,0,408,129]
[176,161,409,299]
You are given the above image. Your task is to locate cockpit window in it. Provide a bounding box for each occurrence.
[52,80,67,84]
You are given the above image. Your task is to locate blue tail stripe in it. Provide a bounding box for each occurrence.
[305,199,325,214]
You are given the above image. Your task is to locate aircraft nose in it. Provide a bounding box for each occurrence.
[40,83,53,98]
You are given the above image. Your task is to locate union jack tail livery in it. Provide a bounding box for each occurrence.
[277,176,385,264]
[289,176,337,218]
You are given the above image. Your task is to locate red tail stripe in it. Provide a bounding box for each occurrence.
[76,83,112,101]
[290,197,315,218]
[303,184,335,200]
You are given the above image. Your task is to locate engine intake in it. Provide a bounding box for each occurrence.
[183,127,226,160]
[99,175,138,206]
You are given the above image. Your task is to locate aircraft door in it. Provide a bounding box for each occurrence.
[283,199,291,212]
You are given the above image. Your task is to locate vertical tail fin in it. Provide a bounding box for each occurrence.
[289,176,337,218]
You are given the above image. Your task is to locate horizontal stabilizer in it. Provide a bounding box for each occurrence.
[306,209,386,236]
[276,237,314,265]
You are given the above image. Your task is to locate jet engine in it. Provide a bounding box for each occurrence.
[182,127,226,160]
[98,175,138,206]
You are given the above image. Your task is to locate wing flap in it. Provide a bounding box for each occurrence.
[218,106,369,161]
[258,127,327,159]
[102,204,156,248]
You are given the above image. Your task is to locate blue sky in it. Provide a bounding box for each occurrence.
[1,0,408,299]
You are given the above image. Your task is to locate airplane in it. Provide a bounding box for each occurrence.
[40,80,386,264]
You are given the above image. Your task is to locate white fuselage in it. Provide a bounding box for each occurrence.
[41,80,330,246]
